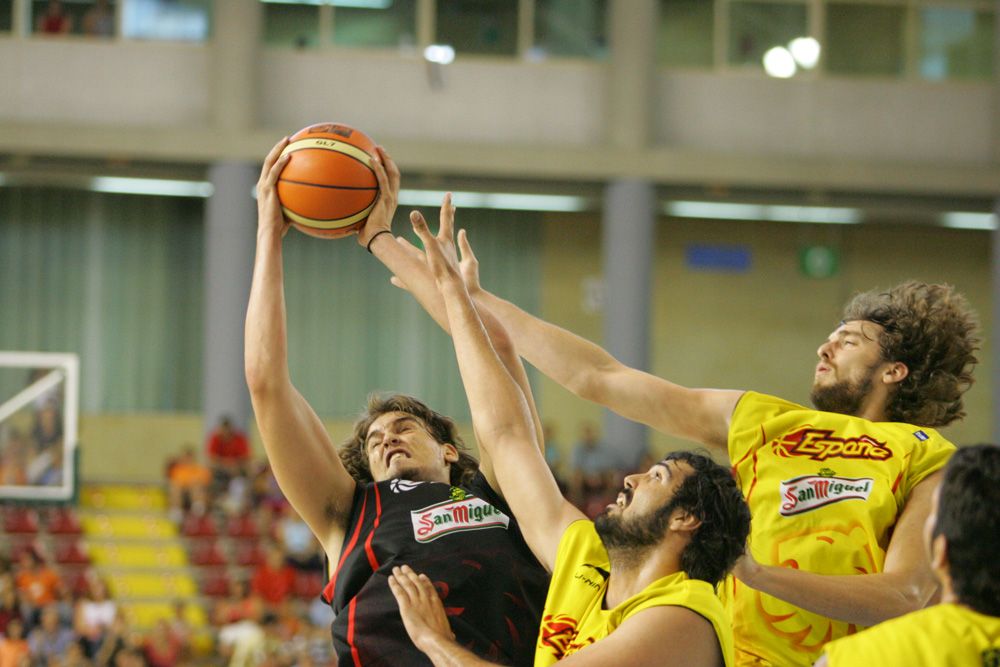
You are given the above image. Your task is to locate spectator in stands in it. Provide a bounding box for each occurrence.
[60,641,92,667]
[27,604,75,665]
[0,617,29,667]
[568,421,620,516]
[166,600,192,660]
[14,550,61,626]
[275,504,321,572]
[142,619,181,667]
[82,0,113,38]
[205,417,250,492]
[165,445,210,522]
[35,0,72,34]
[250,545,296,608]
[30,401,62,457]
[0,429,29,486]
[212,579,262,628]
[249,463,286,515]
[0,588,22,638]
[74,577,116,658]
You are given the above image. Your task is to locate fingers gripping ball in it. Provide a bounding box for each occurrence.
[277,123,380,239]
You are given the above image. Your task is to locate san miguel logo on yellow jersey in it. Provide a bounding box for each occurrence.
[410,497,510,543]
[780,475,874,515]
[773,428,892,462]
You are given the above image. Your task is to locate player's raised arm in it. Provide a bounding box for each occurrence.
[409,209,581,570]
[359,149,544,488]
[464,254,742,451]
[245,137,356,558]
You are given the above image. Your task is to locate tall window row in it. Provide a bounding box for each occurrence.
[0,0,994,81]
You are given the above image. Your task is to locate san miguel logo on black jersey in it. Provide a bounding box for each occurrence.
[410,496,510,543]
[773,428,892,462]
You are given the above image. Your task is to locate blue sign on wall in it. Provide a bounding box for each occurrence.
[685,244,752,273]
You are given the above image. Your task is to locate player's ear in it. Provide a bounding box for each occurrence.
[669,509,702,535]
[882,361,908,386]
[441,443,459,464]
[930,534,949,573]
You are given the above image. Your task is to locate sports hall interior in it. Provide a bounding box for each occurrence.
[0,0,996,664]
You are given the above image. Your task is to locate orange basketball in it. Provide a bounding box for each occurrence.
[276,123,380,239]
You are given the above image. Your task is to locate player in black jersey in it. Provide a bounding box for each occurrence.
[246,139,549,666]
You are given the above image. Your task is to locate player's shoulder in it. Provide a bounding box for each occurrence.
[732,391,806,422]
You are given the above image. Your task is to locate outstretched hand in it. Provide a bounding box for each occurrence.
[387,565,455,654]
[256,137,292,238]
[409,206,463,288]
[357,146,400,249]
[390,194,484,295]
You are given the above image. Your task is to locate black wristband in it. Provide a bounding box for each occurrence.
[366,230,393,254]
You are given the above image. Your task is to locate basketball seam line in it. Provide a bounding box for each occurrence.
[277,179,378,191]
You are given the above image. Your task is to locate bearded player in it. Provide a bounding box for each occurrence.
[385,202,750,666]
[245,139,548,665]
[383,216,979,665]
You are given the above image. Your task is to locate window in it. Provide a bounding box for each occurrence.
[658,0,714,67]
[728,1,808,69]
[332,0,417,49]
[436,0,518,57]
[122,0,211,41]
[262,2,320,48]
[826,3,906,77]
[919,7,994,81]
[533,0,608,60]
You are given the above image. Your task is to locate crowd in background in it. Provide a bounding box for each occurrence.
[0,412,630,666]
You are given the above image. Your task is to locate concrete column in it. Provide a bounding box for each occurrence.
[203,162,258,435]
[602,180,656,468]
[600,0,659,467]
[210,1,261,132]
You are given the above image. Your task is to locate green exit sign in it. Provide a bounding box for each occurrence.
[799,246,839,279]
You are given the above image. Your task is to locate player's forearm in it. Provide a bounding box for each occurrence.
[742,562,928,627]
[473,289,618,400]
[245,228,291,392]
[419,634,498,667]
[441,281,535,448]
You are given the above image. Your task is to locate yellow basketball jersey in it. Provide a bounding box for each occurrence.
[823,603,1000,666]
[726,392,955,667]
[535,520,734,667]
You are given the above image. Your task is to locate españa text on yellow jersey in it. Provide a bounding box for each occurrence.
[534,520,733,667]
[726,391,954,666]
[823,603,1000,667]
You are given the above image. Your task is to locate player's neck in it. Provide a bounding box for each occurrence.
[851,389,890,422]
[604,541,683,609]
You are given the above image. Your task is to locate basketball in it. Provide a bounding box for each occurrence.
[276,122,380,239]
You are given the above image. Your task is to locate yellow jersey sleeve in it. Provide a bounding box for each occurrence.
[728,391,804,464]
[894,427,954,501]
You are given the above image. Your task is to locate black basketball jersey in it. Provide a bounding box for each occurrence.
[323,472,549,666]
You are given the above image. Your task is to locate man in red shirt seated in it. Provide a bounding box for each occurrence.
[205,416,250,491]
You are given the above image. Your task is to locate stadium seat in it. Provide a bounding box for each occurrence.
[54,538,91,565]
[181,513,218,538]
[3,507,39,534]
[199,569,231,597]
[234,541,264,567]
[293,571,325,600]
[46,507,83,535]
[225,512,259,540]
[189,539,227,567]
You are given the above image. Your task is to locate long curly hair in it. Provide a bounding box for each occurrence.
[338,393,479,486]
[842,281,979,427]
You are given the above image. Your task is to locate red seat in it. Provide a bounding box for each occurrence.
[7,536,39,561]
[63,567,93,596]
[47,507,83,535]
[189,539,227,567]
[224,513,259,540]
[181,513,218,538]
[234,542,264,567]
[3,507,39,534]
[199,569,231,597]
[54,539,90,565]
[293,571,324,599]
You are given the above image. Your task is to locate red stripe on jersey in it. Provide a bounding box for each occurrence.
[347,597,362,667]
[745,427,765,503]
[891,471,903,494]
[323,489,369,604]
[363,483,383,570]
